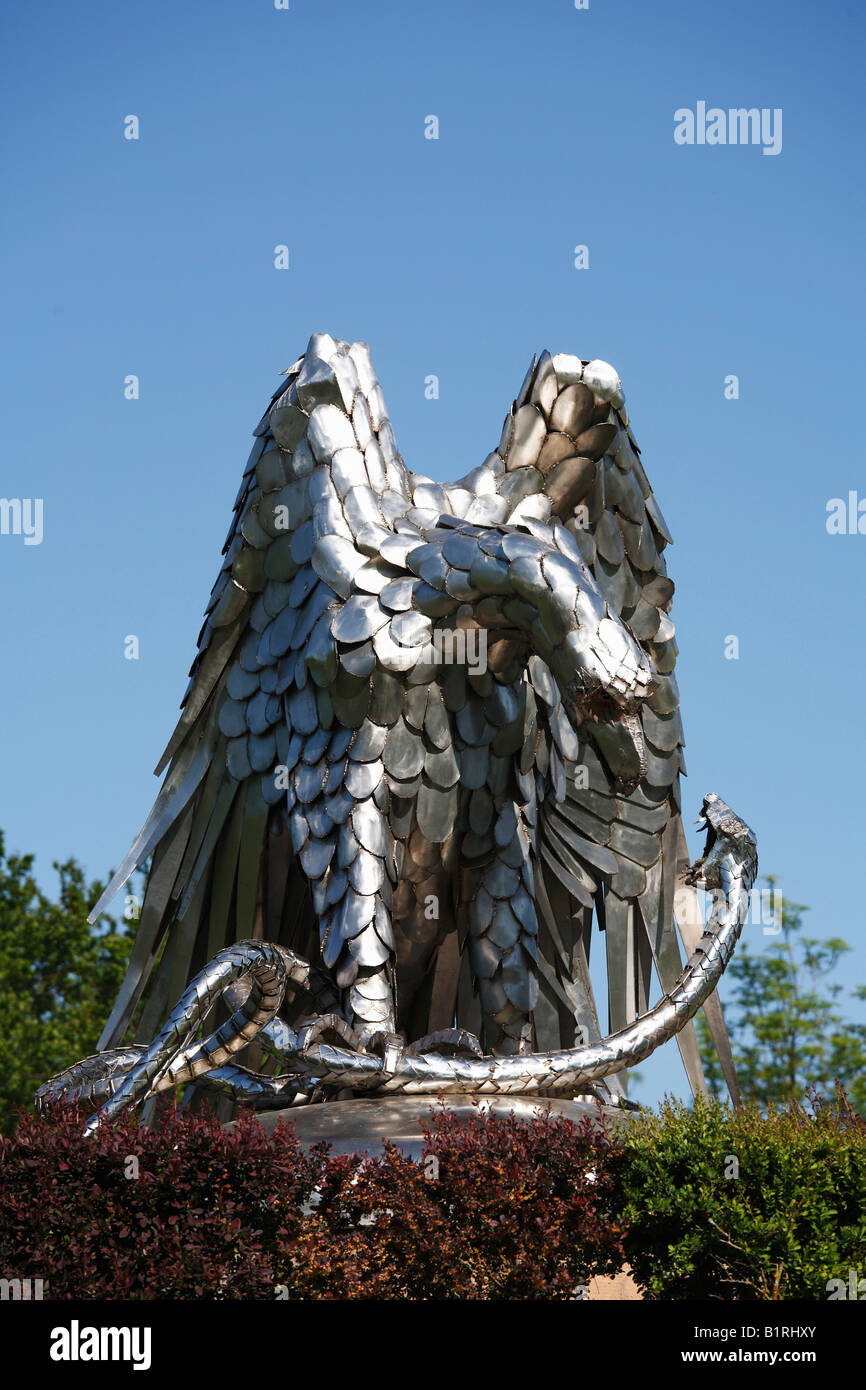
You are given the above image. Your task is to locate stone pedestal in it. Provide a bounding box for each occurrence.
[236,1094,635,1159]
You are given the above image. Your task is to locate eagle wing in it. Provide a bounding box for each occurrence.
[93,333,415,1051]
[440,349,734,1097]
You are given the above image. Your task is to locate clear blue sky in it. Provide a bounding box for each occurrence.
[2,0,864,1105]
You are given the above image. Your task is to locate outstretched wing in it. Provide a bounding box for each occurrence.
[445,350,733,1098]
[92,333,413,1051]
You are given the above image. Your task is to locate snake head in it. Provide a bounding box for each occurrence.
[685,793,758,894]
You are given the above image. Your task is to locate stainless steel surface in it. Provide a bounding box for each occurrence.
[235,1095,635,1160]
[38,336,756,1125]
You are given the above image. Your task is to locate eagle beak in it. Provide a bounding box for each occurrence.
[581,704,647,797]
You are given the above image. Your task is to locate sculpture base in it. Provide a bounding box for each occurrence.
[235,1094,636,1159]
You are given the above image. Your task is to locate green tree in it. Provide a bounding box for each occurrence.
[697,876,866,1112]
[0,830,139,1132]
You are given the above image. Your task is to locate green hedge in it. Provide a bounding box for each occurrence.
[613,1088,866,1300]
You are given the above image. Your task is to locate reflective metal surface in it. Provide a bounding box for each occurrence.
[38,337,757,1125]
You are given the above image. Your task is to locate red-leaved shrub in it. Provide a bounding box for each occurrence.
[0,1101,625,1299]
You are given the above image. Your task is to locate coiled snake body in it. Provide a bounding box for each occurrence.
[38,794,756,1135]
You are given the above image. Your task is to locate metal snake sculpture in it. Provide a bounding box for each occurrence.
[37,336,757,1129]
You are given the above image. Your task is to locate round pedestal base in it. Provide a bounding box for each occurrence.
[236,1094,634,1159]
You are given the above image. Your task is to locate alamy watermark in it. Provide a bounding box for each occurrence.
[50,1321,152,1370]
[674,103,782,156]
[0,497,43,545]
[1,1276,44,1300]
[826,1268,865,1299]
[391,626,487,676]
[676,883,783,936]
[826,491,866,534]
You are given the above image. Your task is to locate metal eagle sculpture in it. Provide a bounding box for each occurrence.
[38,334,757,1129]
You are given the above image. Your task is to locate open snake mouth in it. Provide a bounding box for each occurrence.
[684,796,724,887]
[690,812,716,875]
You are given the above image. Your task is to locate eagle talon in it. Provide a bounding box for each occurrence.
[366,1031,404,1076]
[405,1028,484,1059]
[294,1013,365,1054]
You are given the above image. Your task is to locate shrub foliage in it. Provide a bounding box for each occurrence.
[2,1091,863,1300]
[614,1087,866,1300]
[0,832,144,1132]
[0,1102,625,1300]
